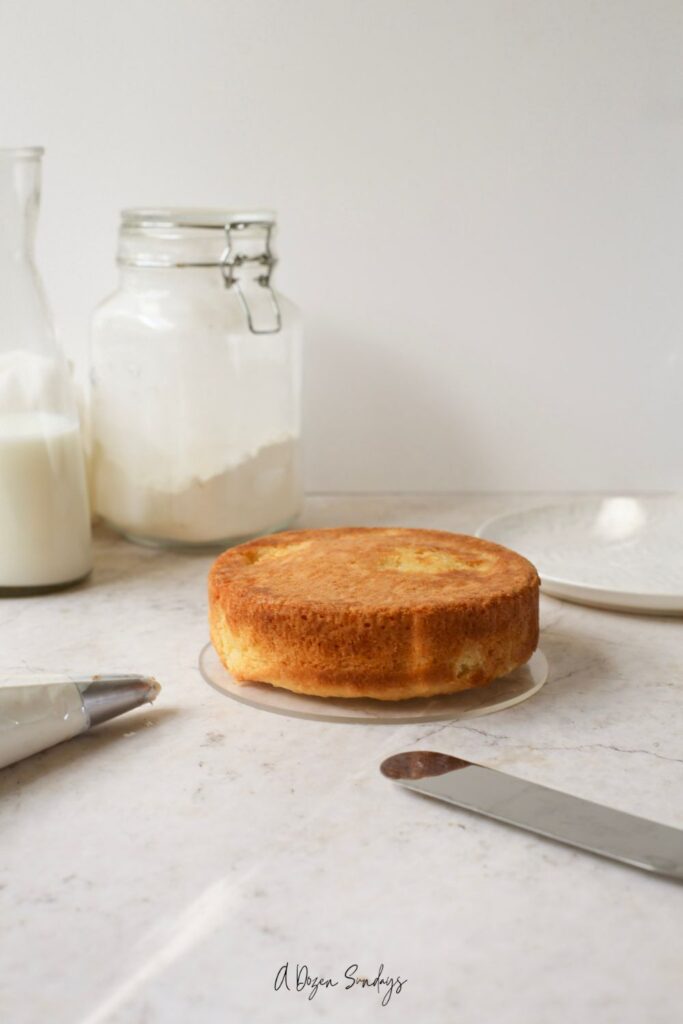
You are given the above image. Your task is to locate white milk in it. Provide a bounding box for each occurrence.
[0,412,92,588]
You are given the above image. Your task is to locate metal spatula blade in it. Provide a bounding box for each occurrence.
[381,751,683,882]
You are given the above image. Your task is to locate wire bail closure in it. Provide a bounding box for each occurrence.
[220,219,282,334]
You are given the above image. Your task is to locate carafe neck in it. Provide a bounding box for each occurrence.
[0,148,43,260]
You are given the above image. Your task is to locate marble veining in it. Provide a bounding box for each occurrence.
[0,494,681,1024]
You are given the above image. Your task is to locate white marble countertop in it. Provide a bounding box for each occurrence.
[1,495,682,1024]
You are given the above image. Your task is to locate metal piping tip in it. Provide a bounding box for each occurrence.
[77,676,161,728]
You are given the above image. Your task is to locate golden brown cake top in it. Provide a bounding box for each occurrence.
[210,527,538,612]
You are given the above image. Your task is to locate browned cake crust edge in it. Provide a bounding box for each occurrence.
[208,527,540,701]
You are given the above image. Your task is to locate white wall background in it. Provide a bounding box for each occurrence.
[1,0,681,492]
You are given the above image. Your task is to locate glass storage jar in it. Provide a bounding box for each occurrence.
[90,209,303,548]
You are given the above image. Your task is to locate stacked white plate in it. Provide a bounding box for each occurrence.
[478,495,683,614]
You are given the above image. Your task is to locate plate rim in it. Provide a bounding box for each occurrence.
[477,497,683,608]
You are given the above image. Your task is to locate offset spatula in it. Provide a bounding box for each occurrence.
[380,751,683,882]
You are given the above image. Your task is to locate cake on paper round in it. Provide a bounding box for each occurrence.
[208,527,540,701]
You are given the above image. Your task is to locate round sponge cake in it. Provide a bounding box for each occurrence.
[208,527,540,700]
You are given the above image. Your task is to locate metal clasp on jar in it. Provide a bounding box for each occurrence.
[220,219,282,334]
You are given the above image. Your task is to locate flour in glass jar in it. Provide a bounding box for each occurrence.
[92,435,301,545]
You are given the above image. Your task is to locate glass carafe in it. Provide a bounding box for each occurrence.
[0,148,92,593]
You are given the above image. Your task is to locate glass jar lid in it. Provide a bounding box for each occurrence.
[117,207,277,269]
[0,146,44,160]
[121,207,275,230]
[117,208,282,334]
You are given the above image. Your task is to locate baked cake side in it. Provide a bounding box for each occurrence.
[208,527,539,700]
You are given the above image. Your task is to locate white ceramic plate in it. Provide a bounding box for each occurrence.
[199,644,548,724]
[478,496,683,614]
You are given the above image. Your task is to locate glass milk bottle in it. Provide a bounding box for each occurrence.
[90,209,303,547]
[0,148,92,594]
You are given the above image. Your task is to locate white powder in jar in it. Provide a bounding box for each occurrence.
[92,435,301,545]
[90,304,303,545]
